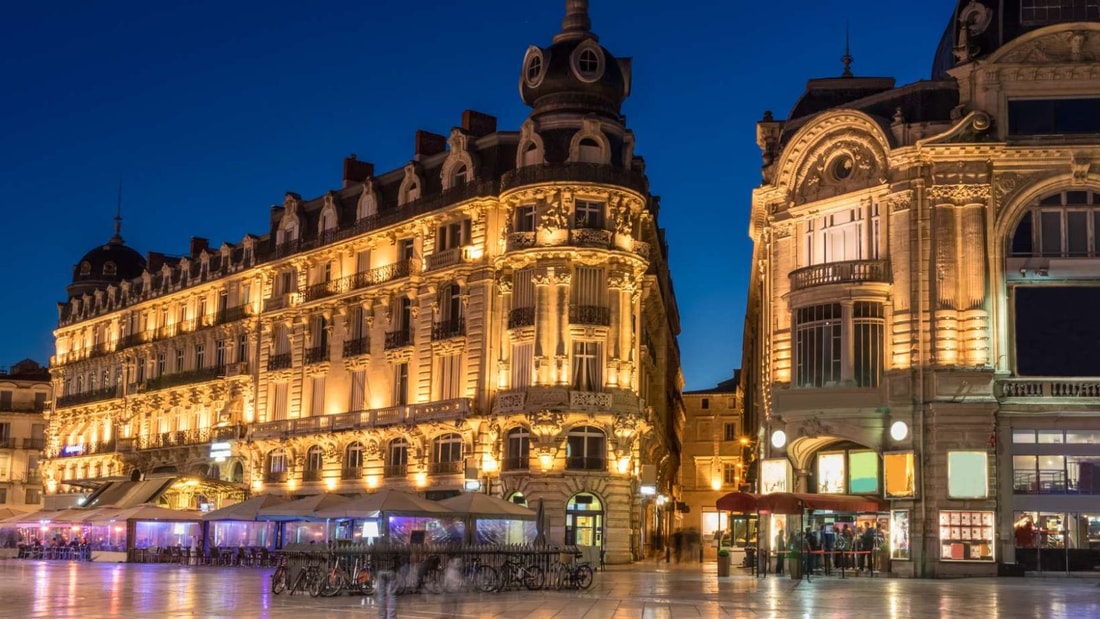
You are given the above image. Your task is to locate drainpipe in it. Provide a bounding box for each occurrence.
[914,174,929,578]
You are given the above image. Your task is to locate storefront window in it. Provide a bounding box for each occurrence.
[760,458,790,493]
[947,451,988,498]
[816,452,846,494]
[938,510,994,562]
[884,452,916,498]
[1014,511,1098,549]
[890,510,910,560]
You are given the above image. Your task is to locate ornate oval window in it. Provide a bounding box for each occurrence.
[102,261,117,276]
[79,261,92,275]
[523,46,546,88]
[571,41,604,83]
[829,155,855,181]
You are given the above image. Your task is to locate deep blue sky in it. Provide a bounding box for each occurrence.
[1,1,950,389]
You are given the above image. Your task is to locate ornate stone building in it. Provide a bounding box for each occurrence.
[0,360,49,512]
[44,1,683,564]
[680,373,745,556]
[745,1,1100,576]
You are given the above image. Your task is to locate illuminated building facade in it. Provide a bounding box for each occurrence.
[680,373,746,556]
[44,1,682,564]
[745,1,1100,576]
[0,360,49,512]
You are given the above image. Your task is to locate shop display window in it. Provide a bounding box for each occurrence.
[760,458,790,493]
[848,450,878,494]
[890,510,910,560]
[884,451,916,498]
[938,510,994,562]
[947,451,989,498]
[816,452,845,494]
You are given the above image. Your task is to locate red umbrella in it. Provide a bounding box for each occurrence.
[715,492,760,512]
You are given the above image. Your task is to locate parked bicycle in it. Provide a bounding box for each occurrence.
[497,554,545,591]
[552,552,594,590]
[311,553,372,597]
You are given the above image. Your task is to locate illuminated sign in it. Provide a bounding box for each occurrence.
[61,445,84,456]
[209,441,233,462]
[817,452,845,494]
[848,450,879,494]
[760,458,790,493]
[884,451,916,498]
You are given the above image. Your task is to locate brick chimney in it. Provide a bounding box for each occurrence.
[190,237,209,258]
[461,110,497,137]
[342,154,375,188]
[414,130,447,160]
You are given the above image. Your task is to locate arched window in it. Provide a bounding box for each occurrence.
[505,427,530,471]
[386,438,409,477]
[305,445,325,482]
[452,164,468,188]
[565,492,604,547]
[566,426,606,471]
[231,461,245,483]
[265,448,288,483]
[578,138,602,164]
[431,433,463,474]
[522,142,540,166]
[343,442,364,479]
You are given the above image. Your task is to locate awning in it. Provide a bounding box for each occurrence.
[715,492,760,513]
[82,478,175,509]
[755,492,886,514]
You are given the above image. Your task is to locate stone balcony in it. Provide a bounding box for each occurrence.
[789,259,891,292]
[249,398,472,439]
[491,386,644,416]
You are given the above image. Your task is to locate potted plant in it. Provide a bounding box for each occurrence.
[717,547,731,577]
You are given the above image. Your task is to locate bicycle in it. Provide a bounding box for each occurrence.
[553,553,594,590]
[288,555,324,595]
[270,555,289,594]
[312,553,372,597]
[497,554,544,591]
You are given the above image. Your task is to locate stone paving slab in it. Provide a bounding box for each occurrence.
[0,560,1097,618]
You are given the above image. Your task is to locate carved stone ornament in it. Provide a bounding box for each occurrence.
[883,190,914,212]
[539,191,569,232]
[799,416,833,438]
[999,30,1097,64]
[771,222,793,239]
[1072,154,1092,185]
[926,183,991,206]
[993,171,1044,212]
[795,135,886,204]
[527,409,565,439]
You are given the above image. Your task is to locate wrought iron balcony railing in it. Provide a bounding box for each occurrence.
[502,456,529,472]
[429,461,464,475]
[302,469,323,483]
[305,346,330,364]
[142,366,225,392]
[789,259,891,291]
[343,337,370,358]
[431,318,465,341]
[384,329,413,350]
[568,304,611,326]
[383,464,408,478]
[267,352,293,371]
[508,307,535,329]
[566,457,607,472]
[341,466,364,480]
[56,385,120,408]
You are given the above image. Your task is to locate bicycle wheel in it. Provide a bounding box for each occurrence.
[575,564,594,590]
[355,567,373,595]
[474,564,499,593]
[522,564,544,590]
[549,563,566,590]
[271,566,288,594]
[319,571,344,597]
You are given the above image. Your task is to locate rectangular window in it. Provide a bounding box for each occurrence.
[511,342,534,389]
[795,303,842,387]
[437,219,471,251]
[271,382,289,420]
[853,302,884,387]
[0,391,10,410]
[278,271,294,296]
[723,463,738,486]
[310,376,325,416]
[24,488,40,504]
[574,200,605,229]
[175,348,184,372]
[137,357,146,383]
[356,249,371,273]
[156,354,166,377]
[349,369,367,412]
[938,510,995,562]
[33,392,46,411]
[884,452,917,498]
[571,341,603,391]
[515,205,536,232]
[1013,430,1037,443]
[817,452,846,494]
[437,353,462,400]
[238,333,249,363]
[399,239,415,261]
[0,488,6,504]
[1021,1,1100,24]
[1009,98,1100,135]
[215,340,226,367]
[394,362,409,406]
[571,266,606,306]
[947,451,989,498]
[195,344,205,369]
[723,422,737,442]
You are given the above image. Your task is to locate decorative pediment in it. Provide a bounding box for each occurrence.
[992,25,1100,65]
[793,133,887,204]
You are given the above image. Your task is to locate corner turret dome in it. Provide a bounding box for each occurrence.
[67,214,145,299]
[520,0,631,122]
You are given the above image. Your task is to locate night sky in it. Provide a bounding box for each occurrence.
[1,1,949,389]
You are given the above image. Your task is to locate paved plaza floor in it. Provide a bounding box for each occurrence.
[0,559,1096,618]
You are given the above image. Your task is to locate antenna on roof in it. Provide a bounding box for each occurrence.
[111,177,124,244]
[841,23,854,78]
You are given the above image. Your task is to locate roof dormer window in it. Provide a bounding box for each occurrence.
[522,46,546,88]
[571,41,604,83]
